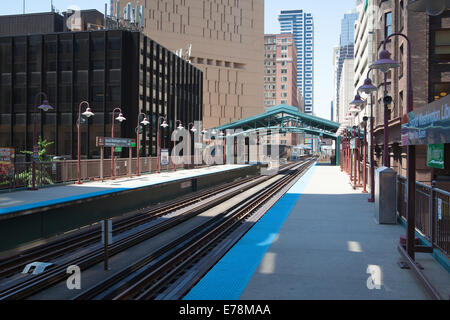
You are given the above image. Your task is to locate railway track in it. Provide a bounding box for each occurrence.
[0,172,261,279]
[73,158,316,300]
[0,160,312,300]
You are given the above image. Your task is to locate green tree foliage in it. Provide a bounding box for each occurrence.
[21,136,54,162]
[19,137,55,187]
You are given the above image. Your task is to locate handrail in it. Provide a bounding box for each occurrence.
[434,187,450,197]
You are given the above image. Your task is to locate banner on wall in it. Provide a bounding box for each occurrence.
[427,144,445,169]
[0,148,15,178]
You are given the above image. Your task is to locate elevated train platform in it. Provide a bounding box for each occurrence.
[0,164,258,252]
[185,165,450,300]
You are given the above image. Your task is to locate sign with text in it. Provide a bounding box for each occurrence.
[0,148,14,178]
[96,137,136,148]
[403,95,450,145]
[427,144,445,169]
[160,149,169,166]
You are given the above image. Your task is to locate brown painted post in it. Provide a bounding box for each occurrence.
[104,219,109,271]
[128,147,132,177]
[362,121,368,193]
[100,146,104,182]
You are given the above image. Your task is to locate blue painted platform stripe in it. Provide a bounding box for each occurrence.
[0,166,249,216]
[0,188,128,216]
[183,163,317,300]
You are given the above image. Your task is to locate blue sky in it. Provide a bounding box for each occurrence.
[2,0,357,120]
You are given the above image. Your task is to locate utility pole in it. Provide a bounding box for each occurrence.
[23,0,25,14]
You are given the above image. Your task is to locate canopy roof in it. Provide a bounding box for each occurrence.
[214,104,340,139]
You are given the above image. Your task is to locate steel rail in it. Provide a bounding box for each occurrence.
[73,159,315,300]
[0,161,306,300]
[0,174,259,278]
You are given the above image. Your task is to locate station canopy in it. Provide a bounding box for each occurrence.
[213,104,340,140]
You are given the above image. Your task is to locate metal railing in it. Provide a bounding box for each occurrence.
[397,176,450,257]
[0,156,200,191]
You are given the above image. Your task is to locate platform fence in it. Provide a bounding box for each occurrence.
[0,156,207,191]
[397,176,450,257]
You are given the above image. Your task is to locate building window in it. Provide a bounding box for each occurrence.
[281,69,287,74]
[431,83,450,101]
[385,12,392,38]
[281,77,287,82]
[433,29,450,61]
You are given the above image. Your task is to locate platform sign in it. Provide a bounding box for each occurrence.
[0,148,15,179]
[96,137,134,148]
[427,144,444,169]
[403,95,450,145]
[161,149,169,166]
[96,136,105,147]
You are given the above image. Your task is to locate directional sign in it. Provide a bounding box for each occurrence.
[96,137,136,148]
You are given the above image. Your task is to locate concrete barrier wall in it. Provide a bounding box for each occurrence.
[0,165,260,252]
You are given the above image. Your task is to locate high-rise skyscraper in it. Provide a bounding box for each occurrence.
[333,11,358,123]
[278,9,314,115]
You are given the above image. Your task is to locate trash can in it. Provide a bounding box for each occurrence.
[375,166,397,224]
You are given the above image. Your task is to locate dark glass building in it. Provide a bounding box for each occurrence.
[0,29,203,159]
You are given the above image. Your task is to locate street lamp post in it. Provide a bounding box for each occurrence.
[76,101,94,184]
[136,113,150,176]
[370,32,416,259]
[349,94,366,188]
[156,116,169,174]
[358,72,377,202]
[188,122,197,169]
[219,131,225,164]
[30,92,53,190]
[362,116,368,194]
[111,108,126,179]
[171,120,183,171]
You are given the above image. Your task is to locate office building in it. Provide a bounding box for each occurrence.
[114,0,264,129]
[264,34,302,109]
[278,9,314,114]
[353,0,377,124]
[0,10,106,36]
[0,29,202,159]
[333,11,358,124]
[263,33,303,146]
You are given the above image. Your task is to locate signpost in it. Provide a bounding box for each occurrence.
[96,137,136,180]
[350,138,356,150]
[161,149,169,166]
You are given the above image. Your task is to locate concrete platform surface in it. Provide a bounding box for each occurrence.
[0,164,249,216]
[185,165,449,300]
